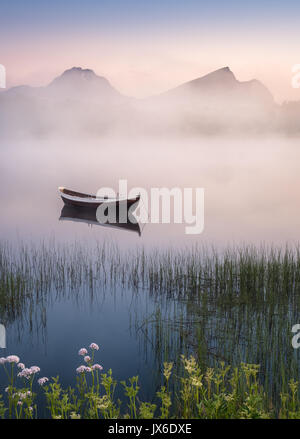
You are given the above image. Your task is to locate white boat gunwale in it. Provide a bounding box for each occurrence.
[58,187,140,205]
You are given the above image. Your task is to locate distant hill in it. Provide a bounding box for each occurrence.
[47,67,123,102]
[140,67,277,134]
[0,67,130,136]
[0,66,298,137]
[163,67,273,103]
[4,67,123,101]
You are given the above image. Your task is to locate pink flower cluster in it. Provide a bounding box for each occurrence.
[78,348,88,356]
[92,364,103,371]
[13,390,31,400]
[78,343,99,355]
[0,353,43,382]
[76,365,91,374]
[1,343,103,390]
[38,377,49,386]
[76,342,103,374]
[18,366,40,379]
[0,355,20,364]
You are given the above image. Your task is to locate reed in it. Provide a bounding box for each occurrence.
[2,241,300,302]
[1,240,300,411]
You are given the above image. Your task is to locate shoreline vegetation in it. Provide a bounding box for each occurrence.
[1,346,300,419]
[1,240,300,418]
[2,240,300,300]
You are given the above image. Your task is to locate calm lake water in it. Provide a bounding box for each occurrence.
[1,136,300,413]
[2,137,300,246]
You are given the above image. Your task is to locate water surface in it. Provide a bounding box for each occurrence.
[1,137,300,413]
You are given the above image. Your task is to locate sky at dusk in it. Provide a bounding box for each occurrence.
[0,0,299,102]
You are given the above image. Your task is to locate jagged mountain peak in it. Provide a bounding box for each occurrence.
[47,66,122,100]
[182,66,237,89]
[49,66,108,86]
[59,67,97,79]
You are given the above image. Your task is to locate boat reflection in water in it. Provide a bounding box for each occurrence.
[59,205,141,236]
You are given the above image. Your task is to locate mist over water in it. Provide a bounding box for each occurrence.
[1,136,300,248]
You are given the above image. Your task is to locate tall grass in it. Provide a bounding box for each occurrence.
[2,241,300,302]
[1,240,300,411]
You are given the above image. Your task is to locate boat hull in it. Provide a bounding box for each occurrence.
[59,187,140,210]
[60,195,139,209]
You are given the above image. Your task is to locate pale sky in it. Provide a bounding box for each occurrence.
[0,0,299,103]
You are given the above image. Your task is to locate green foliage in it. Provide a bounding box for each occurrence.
[1,356,300,419]
[43,377,78,419]
[0,395,7,419]
[121,376,139,419]
[139,402,156,419]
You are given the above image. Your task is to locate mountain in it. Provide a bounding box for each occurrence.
[0,67,130,136]
[4,67,124,102]
[142,67,277,134]
[0,65,298,137]
[46,67,123,102]
[163,67,273,104]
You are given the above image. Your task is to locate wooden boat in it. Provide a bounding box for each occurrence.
[59,187,140,209]
[59,205,141,236]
